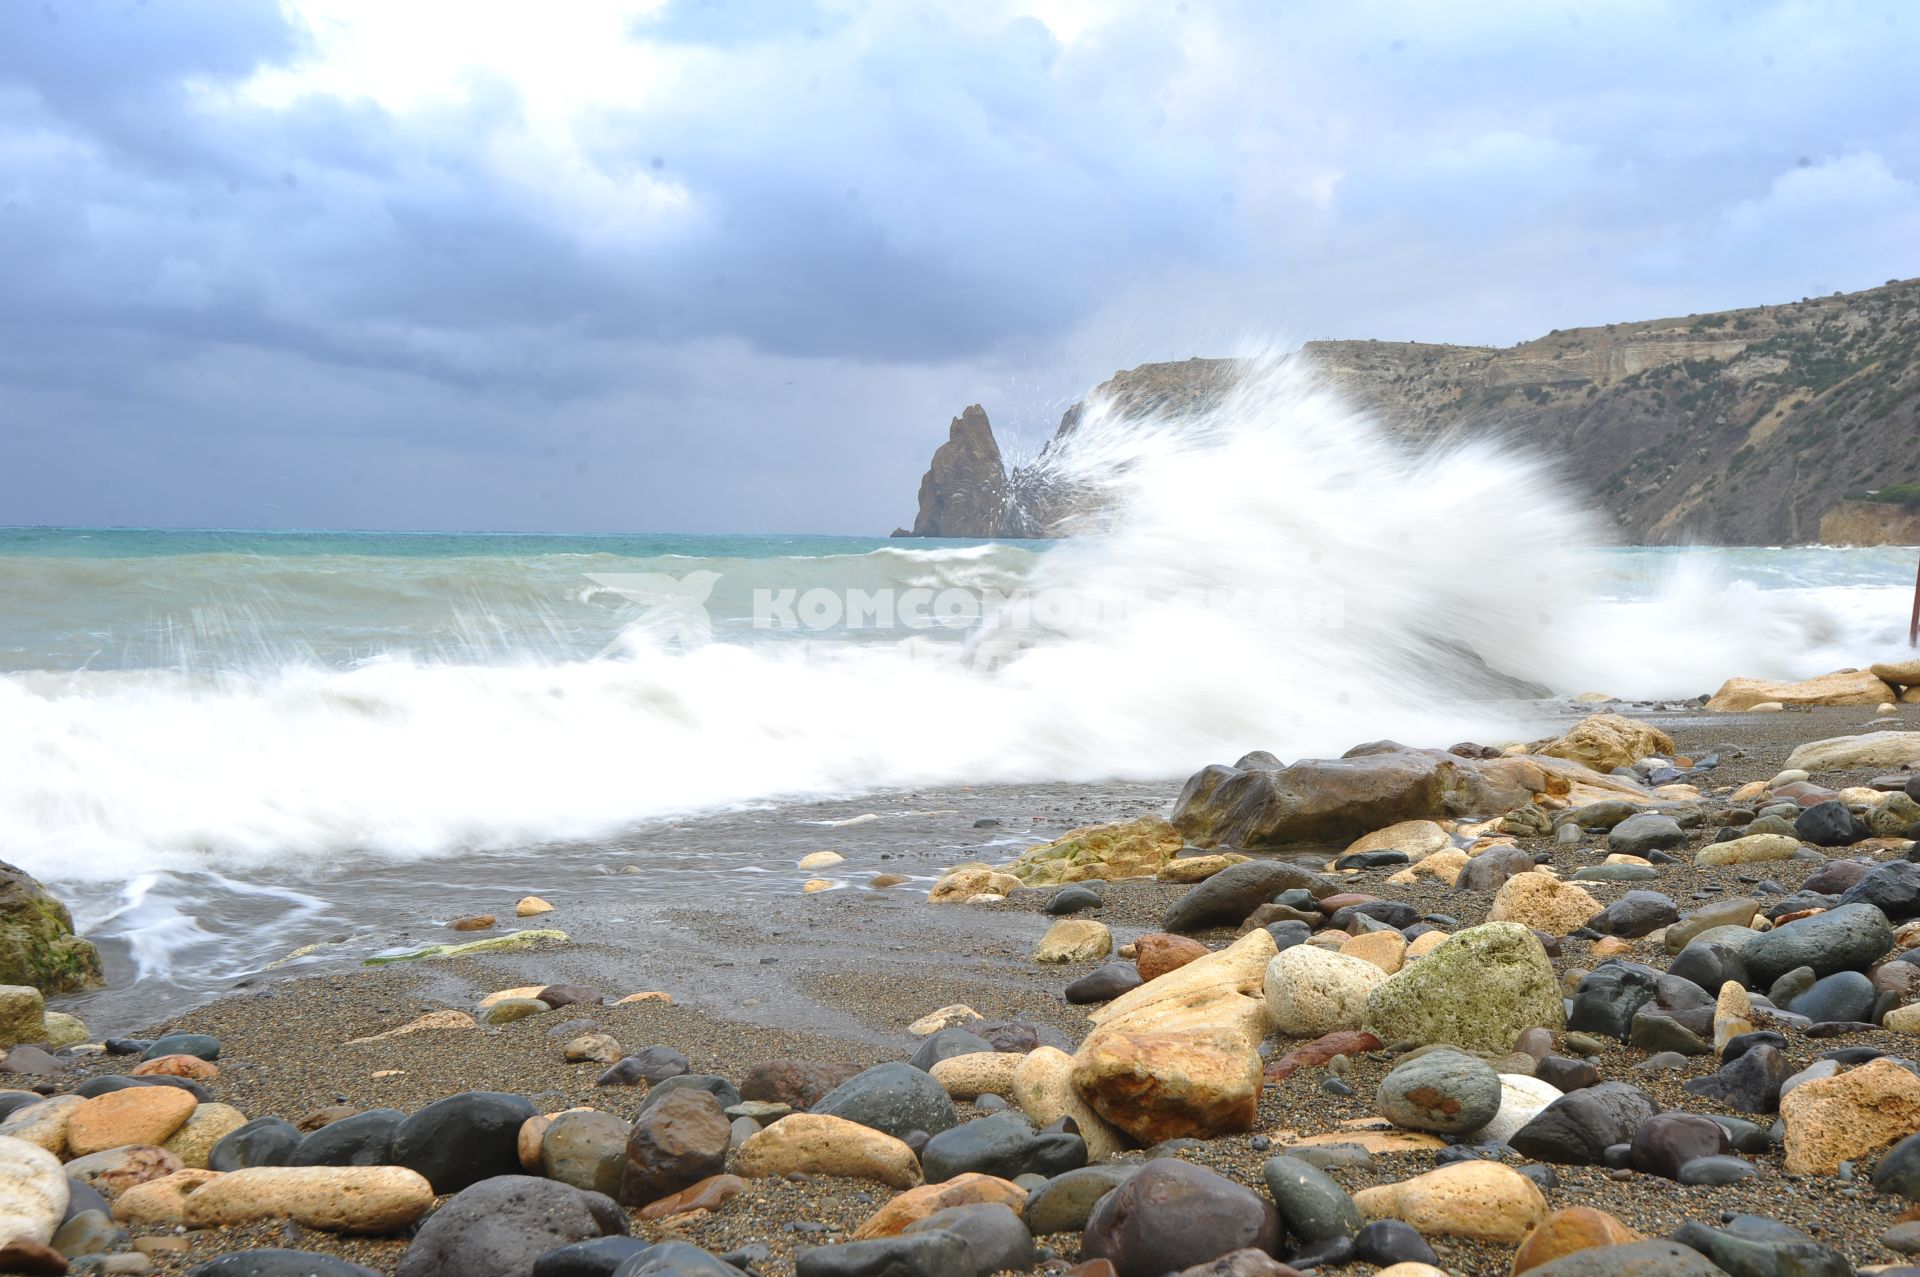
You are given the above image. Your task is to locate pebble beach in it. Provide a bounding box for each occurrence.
[8,691,1920,1277]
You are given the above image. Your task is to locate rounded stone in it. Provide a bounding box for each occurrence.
[1374,1051,1501,1136]
[1081,1159,1280,1277]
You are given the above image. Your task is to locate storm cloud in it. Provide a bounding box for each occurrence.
[2,0,1916,532]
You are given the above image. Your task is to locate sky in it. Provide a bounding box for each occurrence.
[1,0,1916,535]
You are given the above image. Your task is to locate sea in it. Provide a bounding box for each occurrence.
[3,358,1917,1022]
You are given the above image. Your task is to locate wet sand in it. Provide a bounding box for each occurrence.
[53,699,1920,1275]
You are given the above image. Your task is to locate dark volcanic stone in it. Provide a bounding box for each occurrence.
[394,1176,626,1277]
[1260,1155,1360,1244]
[142,1032,219,1061]
[1787,970,1877,1025]
[1586,892,1680,939]
[1720,1031,1788,1063]
[1682,1044,1790,1114]
[618,1243,746,1277]
[1796,800,1867,847]
[1082,1159,1281,1277]
[903,1203,1036,1277]
[539,985,606,1008]
[1521,1241,1723,1277]
[637,1075,743,1115]
[1628,1113,1731,1180]
[813,1063,959,1139]
[1666,941,1747,995]
[739,1060,858,1111]
[1671,1222,1852,1277]
[392,1091,539,1195]
[1456,846,1536,893]
[1533,1056,1600,1092]
[1837,860,1920,921]
[1351,1221,1436,1267]
[599,1047,690,1087]
[534,1238,655,1277]
[288,1108,405,1167]
[620,1089,730,1207]
[909,1029,995,1073]
[795,1233,971,1277]
[1162,861,1328,933]
[208,1117,303,1172]
[1741,903,1893,986]
[1066,963,1144,1005]
[1508,1082,1659,1164]
[1875,1132,1920,1199]
[921,1113,1085,1183]
[1567,963,1660,1041]
[1801,860,1874,896]
[1047,886,1103,915]
[1676,1155,1755,1185]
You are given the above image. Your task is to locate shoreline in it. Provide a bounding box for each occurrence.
[11,698,1920,1275]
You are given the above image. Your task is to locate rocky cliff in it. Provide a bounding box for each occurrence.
[898,278,1920,544]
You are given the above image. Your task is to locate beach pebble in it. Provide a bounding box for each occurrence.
[798,851,845,870]
[162,1103,248,1169]
[909,1006,984,1036]
[1509,1206,1640,1275]
[738,1059,855,1110]
[288,1108,403,1168]
[852,1173,1029,1240]
[620,1089,730,1206]
[909,1029,994,1072]
[184,1251,381,1277]
[539,985,605,1009]
[1628,1113,1730,1179]
[636,1172,744,1223]
[0,1135,67,1246]
[929,1053,1024,1101]
[1071,1025,1262,1144]
[1031,920,1112,964]
[111,1168,223,1226]
[598,1046,690,1087]
[1488,874,1604,936]
[1676,1155,1755,1185]
[1065,963,1144,1005]
[1478,1074,1564,1144]
[66,1087,198,1158]
[1682,1043,1788,1114]
[394,1175,625,1277]
[0,987,46,1049]
[516,896,555,916]
[733,1114,923,1188]
[813,1063,958,1139]
[1362,923,1563,1053]
[1781,1056,1920,1174]
[183,1165,434,1232]
[1374,1050,1501,1135]
[1263,946,1383,1037]
[1352,1221,1436,1268]
[1587,892,1680,939]
[130,1055,219,1081]
[392,1091,539,1194]
[1607,814,1687,857]
[903,1203,1033,1277]
[1352,1160,1546,1243]
[1081,1160,1280,1277]
[795,1232,971,1277]
[1161,861,1322,934]
[532,1236,656,1277]
[1021,1165,1136,1236]
[51,1206,128,1259]
[1046,886,1103,916]
[1340,931,1407,974]
[1509,1082,1658,1164]
[1259,1155,1360,1243]
[486,997,551,1025]
[140,1033,218,1062]
[534,1110,627,1198]
[921,1112,1085,1183]
[564,1034,623,1065]
[64,1145,183,1198]
[1693,834,1801,867]
[1134,934,1210,981]
[0,1096,82,1157]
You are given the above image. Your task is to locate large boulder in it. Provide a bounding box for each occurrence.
[1364,923,1563,1053]
[1706,670,1894,712]
[1535,715,1675,773]
[0,861,103,993]
[1004,817,1184,885]
[1740,903,1893,987]
[1171,745,1651,849]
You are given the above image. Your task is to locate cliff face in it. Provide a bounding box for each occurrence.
[899,278,1920,544]
[1819,501,1920,547]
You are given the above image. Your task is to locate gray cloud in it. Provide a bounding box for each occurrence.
[1,0,1916,533]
